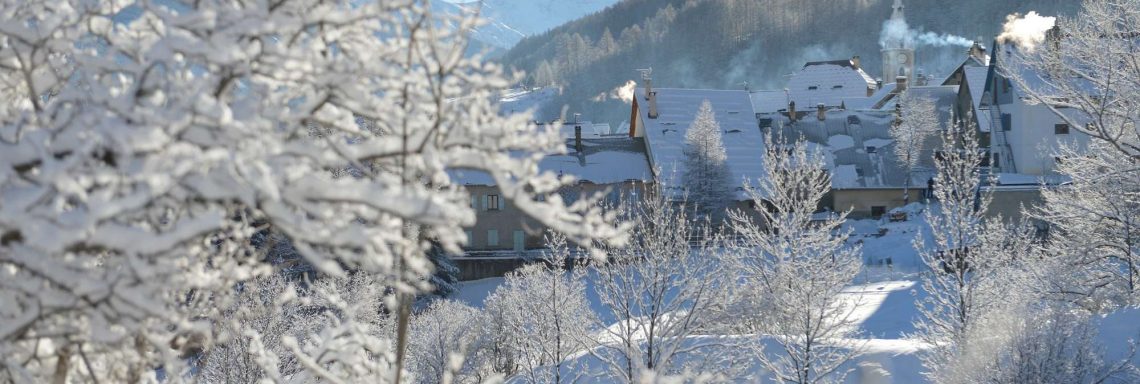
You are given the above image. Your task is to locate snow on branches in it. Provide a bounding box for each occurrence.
[0,0,625,382]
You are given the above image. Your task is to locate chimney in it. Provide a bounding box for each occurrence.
[574,125,583,153]
[787,101,797,122]
[851,55,861,70]
[968,41,986,63]
[644,77,653,100]
[1045,24,1062,52]
[876,78,883,90]
[895,76,908,92]
[817,103,826,121]
[647,91,659,119]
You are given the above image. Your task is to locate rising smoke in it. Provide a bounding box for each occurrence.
[609,80,637,104]
[879,18,974,49]
[996,12,1056,52]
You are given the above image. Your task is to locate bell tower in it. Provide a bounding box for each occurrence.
[881,0,915,85]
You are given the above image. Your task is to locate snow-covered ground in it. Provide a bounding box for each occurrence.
[450,208,1140,382]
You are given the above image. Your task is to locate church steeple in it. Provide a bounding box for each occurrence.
[891,0,905,21]
[882,0,915,85]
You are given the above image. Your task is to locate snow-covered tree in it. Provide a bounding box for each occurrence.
[482,234,594,383]
[428,243,462,297]
[407,299,488,384]
[199,270,397,383]
[890,92,939,205]
[683,99,733,221]
[940,302,1139,384]
[590,190,737,382]
[912,124,1012,379]
[1032,141,1140,310]
[0,1,627,382]
[1000,0,1140,161]
[727,133,863,384]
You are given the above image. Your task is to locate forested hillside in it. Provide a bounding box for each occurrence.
[501,0,1079,123]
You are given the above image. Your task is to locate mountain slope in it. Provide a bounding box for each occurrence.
[500,0,1080,123]
[447,0,620,48]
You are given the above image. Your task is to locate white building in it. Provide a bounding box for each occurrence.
[980,37,1091,176]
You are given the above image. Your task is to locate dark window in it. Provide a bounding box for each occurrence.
[487,194,501,210]
[1054,123,1070,135]
[993,153,1000,168]
[808,86,819,90]
[1001,113,1012,131]
[871,206,887,218]
[832,85,844,89]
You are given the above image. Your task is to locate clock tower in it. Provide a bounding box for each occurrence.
[881,0,915,85]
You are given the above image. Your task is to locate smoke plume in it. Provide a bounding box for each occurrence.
[609,80,637,104]
[880,18,974,49]
[996,12,1056,51]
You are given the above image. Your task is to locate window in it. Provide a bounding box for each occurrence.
[808,86,819,90]
[992,153,1000,168]
[871,206,886,219]
[470,195,478,209]
[1054,123,1070,135]
[464,230,473,245]
[832,85,844,89]
[487,230,499,246]
[1001,113,1012,131]
[486,194,501,210]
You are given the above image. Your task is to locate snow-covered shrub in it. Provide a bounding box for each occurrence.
[591,189,738,382]
[482,234,595,383]
[407,299,488,384]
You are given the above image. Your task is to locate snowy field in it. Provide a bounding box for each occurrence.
[451,212,1140,383]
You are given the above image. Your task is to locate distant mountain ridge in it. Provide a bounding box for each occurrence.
[497,0,1080,124]
[445,0,620,48]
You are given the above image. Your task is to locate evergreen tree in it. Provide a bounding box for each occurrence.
[682,100,733,221]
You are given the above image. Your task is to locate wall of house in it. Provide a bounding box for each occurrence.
[462,181,649,254]
[833,188,925,219]
[1007,99,1090,175]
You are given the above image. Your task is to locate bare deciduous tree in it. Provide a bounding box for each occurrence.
[0,1,626,382]
[728,133,863,384]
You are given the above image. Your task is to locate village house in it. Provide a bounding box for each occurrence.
[453,120,652,255]
[629,79,768,217]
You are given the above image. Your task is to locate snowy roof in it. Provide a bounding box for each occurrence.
[549,120,618,138]
[783,60,877,109]
[451,137,652,186]
[635,88,765,200]
[772,109,933,189]
[963,67,989,112]
[962,66,993,133]
[844,83,897,111]
[750,90,788,114]
[877,85,959,123]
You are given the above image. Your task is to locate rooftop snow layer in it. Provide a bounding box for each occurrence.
[452,137,652,186]
[635,88,765,199]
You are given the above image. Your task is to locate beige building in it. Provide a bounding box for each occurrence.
[454,128,652,255]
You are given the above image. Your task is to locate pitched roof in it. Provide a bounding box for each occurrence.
[451,137,652,186]
[781,61,878,110]
[634,88,765,200]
